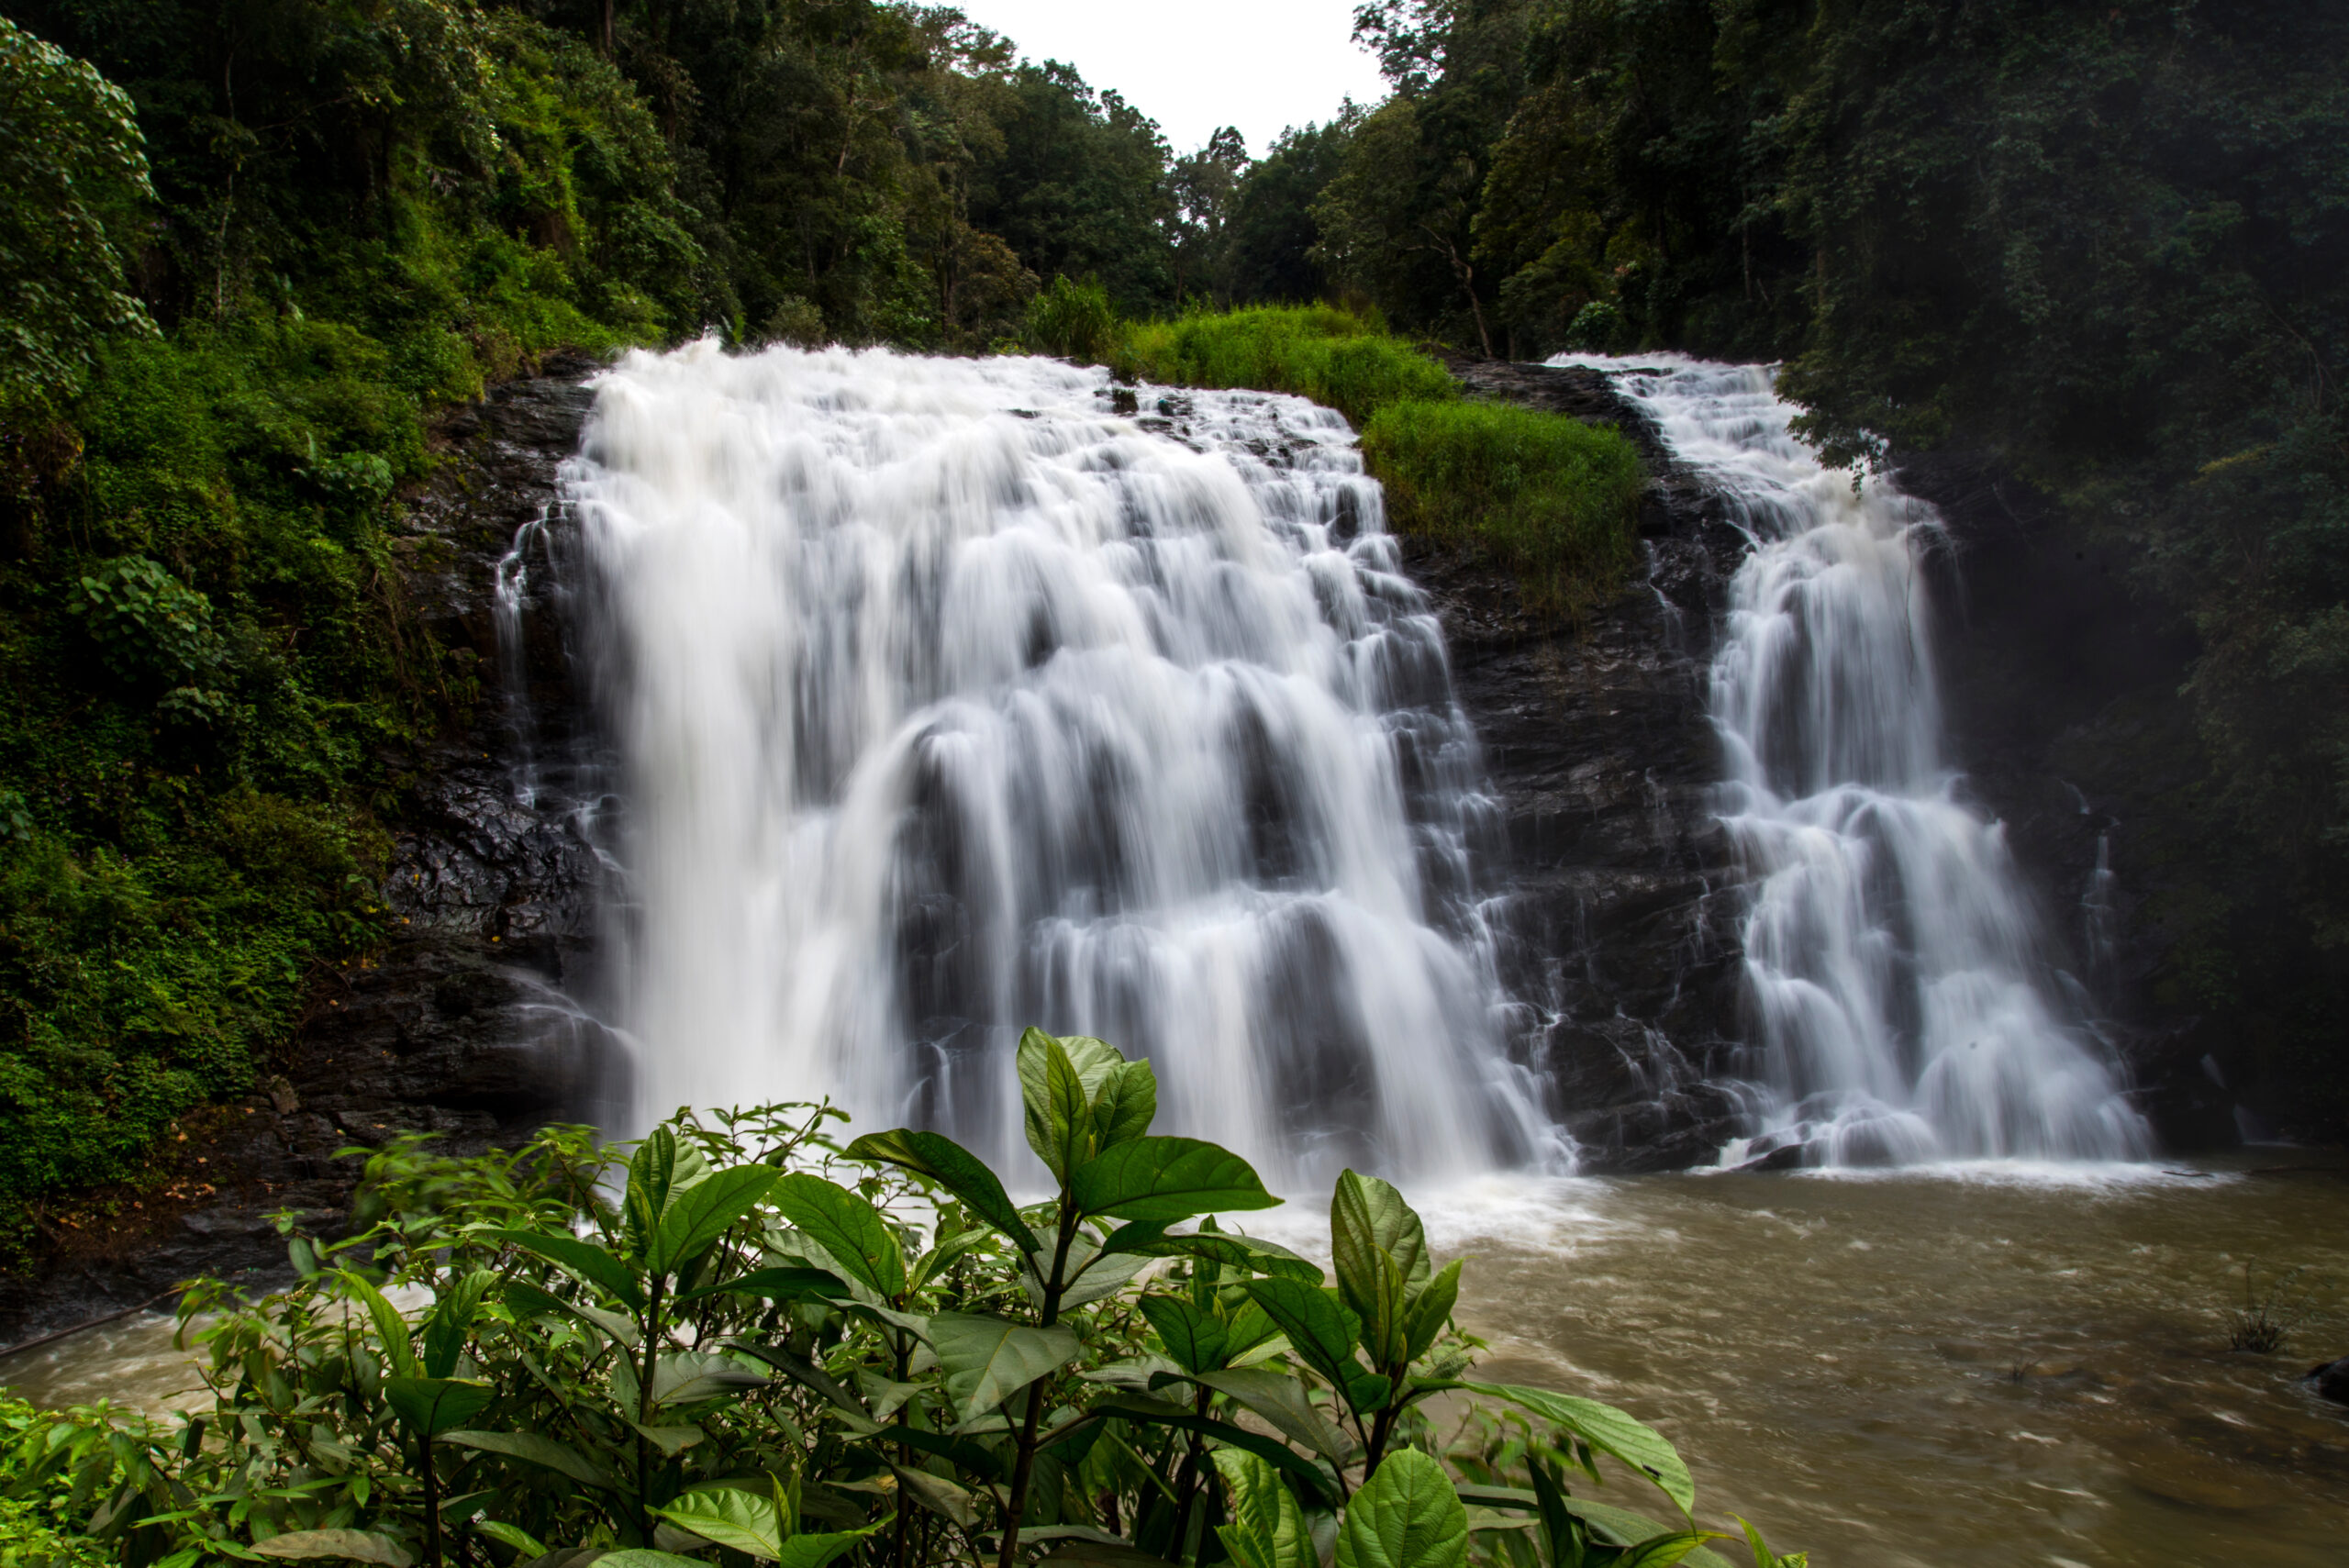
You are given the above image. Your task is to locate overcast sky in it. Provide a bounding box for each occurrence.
[953,1,1389,157]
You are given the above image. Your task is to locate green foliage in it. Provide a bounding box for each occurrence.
[1122,306,1456,428]
[0,1033,1784,1568]
[1360,400,1644,616]
[0,17,156,417]
[1022,278,1121,364]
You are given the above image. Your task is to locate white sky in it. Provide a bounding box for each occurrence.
[952,1,1389,157]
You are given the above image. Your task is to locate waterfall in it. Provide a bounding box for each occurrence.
[562,341,1548,1185]
[1559,355,2149,1164]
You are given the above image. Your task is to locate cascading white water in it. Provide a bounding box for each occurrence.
[563,341,1549,1185]
[1559,354,2149,1163]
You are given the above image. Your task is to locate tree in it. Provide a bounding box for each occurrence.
[0,17,155,416]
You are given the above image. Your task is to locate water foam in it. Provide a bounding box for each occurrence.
[564,342,1549,1185]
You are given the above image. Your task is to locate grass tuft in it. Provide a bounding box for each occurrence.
[1361,396,1646,617]
[1121,304,1456,428]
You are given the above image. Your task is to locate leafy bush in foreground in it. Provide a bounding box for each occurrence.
[0,1031,1798,1568]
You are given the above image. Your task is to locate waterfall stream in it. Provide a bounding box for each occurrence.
[1563,355,2150,1163]
[562,342,1548,1185]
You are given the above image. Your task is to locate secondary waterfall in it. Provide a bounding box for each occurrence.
[562,341,1547,1185]
[1564,355,2149,1163]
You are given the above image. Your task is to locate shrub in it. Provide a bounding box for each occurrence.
[1361,400,1646,617]
[1023,276,1120,364]
[0,1031,1804,1568]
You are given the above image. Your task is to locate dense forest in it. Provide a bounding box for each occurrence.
[0,0,2344,1223]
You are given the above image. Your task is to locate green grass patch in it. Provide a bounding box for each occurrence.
[1361,397,1646,617]
[1097,302,1645,614]
[1119,304,1457,427]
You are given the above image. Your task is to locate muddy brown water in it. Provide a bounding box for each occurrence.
[6,1154,2344,1566]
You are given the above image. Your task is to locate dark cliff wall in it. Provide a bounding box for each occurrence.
[0,363,614,1345]
[1415,358,1755,1172]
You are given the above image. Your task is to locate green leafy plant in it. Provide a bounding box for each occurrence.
[0,1030,1798,1568]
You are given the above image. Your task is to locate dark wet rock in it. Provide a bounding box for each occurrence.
[0,355,618,1349]
[2310,1359,2349,1405]
[1416,356,1751,1172]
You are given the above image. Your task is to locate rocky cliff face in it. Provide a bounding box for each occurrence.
[0,360,618,1346]
[1414,358,1756,1172]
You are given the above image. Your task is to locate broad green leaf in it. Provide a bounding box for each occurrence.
[1455,1383,1695,1517]
[926,1312,1081,1422]
[596,1552,708,1568]
[1403,1260,1461,1364]
[1020,1029,1098,1181]
[655,1490,784,1559]
[1042,1230,1152,1309]
[473,1523,547,1560]
[440,1429,616,1490]
[484,1228,645,1310]
[1241,1277,1364,1392]
[1333,1451,1465,1568]
[1331,1171,1430,1367]
[251,1529,413,1567]
[340,1273,417,1379]
[772,1519,890,1568]
[651,1350,770,1407]
[726,1340,870,1420]
[1138,1295,1227,1375]
[1212,1450,1312,1568]
[674,1266,847,1305]
[1617,1534,1726,1568]
[505,1280,640,1347]
[648,1165,776,1275]
[1353,1246,1411,1370]
[1732,1517,1805,1568]
[1331,1172,1431,1297]
[422,1270,494,1379]
[1088,1396,1335,1506]
[909,1225,992,1291]
[846,1128,1041,1253]
[769,1173,907,1298]
[624,1126,711,1261]
[1115,1228,1323,1283]
[383,1376,492,1439]
[1529,1457,1575,1568]
[1452,1489,1735,1568]
[1068,1136,1278,1222]
[887,1462,979,1529]
[1196,1367,1353,1463]
[1221,1301,1287,1362]
[1088,1059,1158,1152]
[626,1422,706,1456]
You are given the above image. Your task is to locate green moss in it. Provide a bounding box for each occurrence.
[1361,398,1646,617]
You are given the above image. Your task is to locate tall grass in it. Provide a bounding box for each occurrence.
[1362,397,1646,617]
[1121,304,1455,427]
[1021,294,1646,616]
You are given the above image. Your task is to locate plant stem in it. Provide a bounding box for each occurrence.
[419,1436,440,1568]
[995,1205,1078,1568]
[637,1273,664,1543]
[1162,1385,1212,1562]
